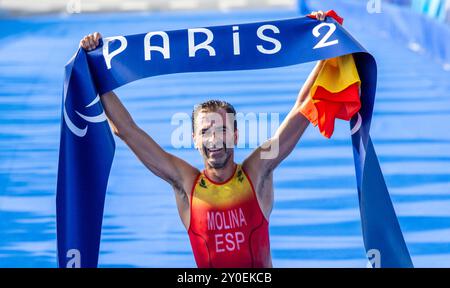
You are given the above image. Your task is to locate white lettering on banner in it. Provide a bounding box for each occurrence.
[103,36,127,69]
[188,28,216,57]
[232,26,240,55]
[144,31,170,60]
[312,23,339,49]
[256,25,282,54]
[103,24,284,69]
[207,208,248,253]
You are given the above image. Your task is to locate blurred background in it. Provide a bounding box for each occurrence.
[1,0,450,267]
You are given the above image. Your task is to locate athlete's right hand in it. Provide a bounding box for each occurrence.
[79,32,102,51]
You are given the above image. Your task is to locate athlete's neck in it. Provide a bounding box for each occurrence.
[204,162,237,184]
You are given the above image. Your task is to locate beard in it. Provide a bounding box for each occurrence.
[202,141,233,169]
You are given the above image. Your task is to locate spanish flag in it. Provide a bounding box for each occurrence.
[301,54,361,138]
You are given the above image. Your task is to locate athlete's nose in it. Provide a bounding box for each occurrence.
[211,131,217,141]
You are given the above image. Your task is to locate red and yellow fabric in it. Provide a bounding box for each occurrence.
[300,54,361,138]
[302,11,361,138]
[188,164,271,268]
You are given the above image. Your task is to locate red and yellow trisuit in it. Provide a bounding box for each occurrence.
[188,164,272,268]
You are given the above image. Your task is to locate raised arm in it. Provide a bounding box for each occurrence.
[80,33,199,190]
[243,10,327,181]
[243,59,325,178]
[100,90,199,187]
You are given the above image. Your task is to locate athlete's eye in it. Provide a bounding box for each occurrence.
[201,129,214,137]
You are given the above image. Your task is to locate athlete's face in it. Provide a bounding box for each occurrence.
[193,108,237,169]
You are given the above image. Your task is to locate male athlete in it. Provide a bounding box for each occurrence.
[80,11,327,268]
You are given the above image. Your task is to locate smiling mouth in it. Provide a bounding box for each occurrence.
[205,146,225,156]
[208,147,222,152]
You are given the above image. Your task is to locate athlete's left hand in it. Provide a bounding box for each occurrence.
[310,11,326,21]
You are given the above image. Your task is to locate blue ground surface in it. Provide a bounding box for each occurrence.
[1,8,450,267]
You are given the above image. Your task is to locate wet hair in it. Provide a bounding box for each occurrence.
[192,100,237,133]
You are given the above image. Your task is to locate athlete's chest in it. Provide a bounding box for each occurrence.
[193,173,254,208]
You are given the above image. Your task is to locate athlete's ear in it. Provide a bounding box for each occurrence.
[234,129,238,146]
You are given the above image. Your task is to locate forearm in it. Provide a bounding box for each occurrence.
[262,60,325,169]
[100,91,197,186]
[122,125,179,182]
[275,59,325,139]
[269,103,309,163]
[100,91,136,138]
[294,60,325,111]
